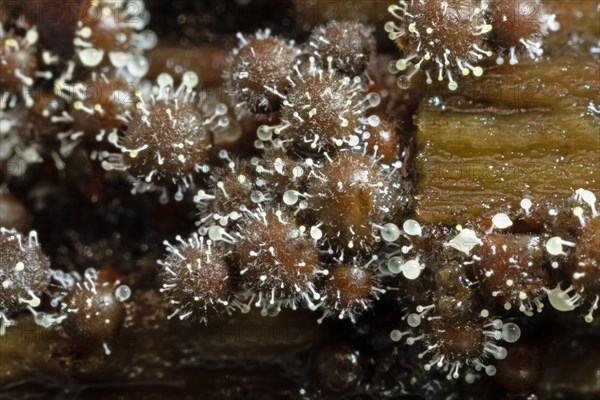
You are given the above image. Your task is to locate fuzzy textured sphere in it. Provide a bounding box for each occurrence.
[159,235,232,323]
[308,21,376,77]
[386,0,492,89]
[0,229,49,316]
[307,152,403,252]
[235,209,320,301]
[227,31,298,114]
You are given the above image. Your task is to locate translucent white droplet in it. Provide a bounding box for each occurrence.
[109,52,129,68]
[257,125,272,141]
[381,223,400,242]
[127,55,150,78]
[157,73,174,88]
[403,219,422,236]
[387,256,403,274]
[520,198,532,211]
[310,226,323,240]
[546,286,580,311]
[182,71,199,88]
[401,259,422,280]
[492,213,513,229]
[545,237,565,256]
[407,313,421,327]
[283,190,299,205]
[501,323,521,343]
[78,48,105,67]
[115,285,131,302]
[390,329,403,342]
[208,225,224,241]
[250,191,264,203]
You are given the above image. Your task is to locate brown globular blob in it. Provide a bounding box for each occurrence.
[196,157,256,227]
[321,262,380,321]
[365,112,400,164]
[0,191,29,232]
[227,32,298,114]
[63,268,126,344]
[159,235,232,323]
[473,234,548,314]
[428,318,486,362]
[71,74,136,135]
[78,0,133,55]
[235,209,320,300]
[487,0,544,49]
[307,152,402,252]
[309,21,376,77]
[281,66,365,154]
[122,100,211,184]
[386,0,491,89]
[0,229,49,316]
[0,31,38,91]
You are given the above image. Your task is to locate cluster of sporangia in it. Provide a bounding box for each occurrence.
[385,0,560,90]
[1,0,597,385]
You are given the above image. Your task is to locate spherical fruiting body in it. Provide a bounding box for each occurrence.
[195,153,256,228]
[364,112,400,165]
[159,234,232,323]
[385,0,492,90]
[308,21,376,77]
[0,228,49,335]
[235,209,322,310]
[59,268,129,349]
[75,0,155,75]
[319,260,383,322]
[1,90,66,172]
[473,234,548,315]
[253,148,311,198]
[104,72,229,201]
[69,73,137,139]
[226,30,299,114]
[0,24,46,107]
[274,58,378,154]
[486,0,559,65]
[394,308,519,379]
[307,152,403,252]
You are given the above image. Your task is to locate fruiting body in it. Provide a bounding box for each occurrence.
[0,23,49,108]
[273,58,379,154]
[195,153,256,228]
[473,234,548,315]
[69,74,136,139]
[319,260,383,322]
[105,72,229,201]
[226,30,299,114]
[364,112,400,165]
[75,0,155,75]
[308,21,376,77]
[385,0,492,90]
[486,0,559,65]
[235,209,322,311]
[253,148,311,198]
[159,234,232,323]
[393,308,519,380]
[57,268,130,351]
[307,152,403,253]
[0,228,49,335]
